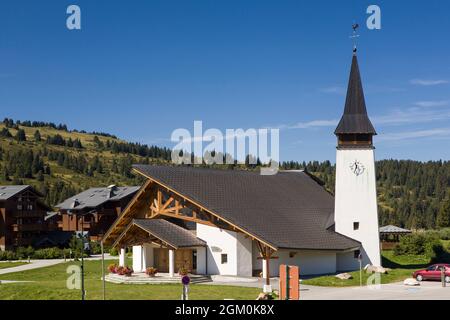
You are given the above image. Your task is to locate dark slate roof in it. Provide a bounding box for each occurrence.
[133,165,361,251]
[335,54,377,135]
[56,186,140,210]
[132,219,206,248]
[0,185,37,200]
[34,231,73,247]
[379,225,412,234]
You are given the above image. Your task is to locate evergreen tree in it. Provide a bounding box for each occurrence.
[15,129,27,141]
[34,130,41,142]
[437,197,450,228]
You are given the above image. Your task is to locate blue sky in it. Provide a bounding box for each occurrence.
[1,0,450,162]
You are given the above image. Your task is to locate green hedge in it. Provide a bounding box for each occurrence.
[0,247,73,261]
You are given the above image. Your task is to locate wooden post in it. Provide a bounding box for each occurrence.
[263,246,272,293]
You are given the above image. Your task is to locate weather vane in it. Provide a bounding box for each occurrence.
[350,23,360,54]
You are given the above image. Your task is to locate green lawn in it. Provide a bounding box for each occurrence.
[301,251,430,287]
[0,262,28,270]
[0,259,260,300]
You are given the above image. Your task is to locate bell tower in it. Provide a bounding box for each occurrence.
[334,41,381,267]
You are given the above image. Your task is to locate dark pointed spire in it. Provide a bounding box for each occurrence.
[334,53,376,135]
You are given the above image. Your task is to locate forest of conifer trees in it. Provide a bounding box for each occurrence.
[1,118,449,230]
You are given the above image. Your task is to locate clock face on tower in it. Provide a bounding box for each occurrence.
[350,160,365,176]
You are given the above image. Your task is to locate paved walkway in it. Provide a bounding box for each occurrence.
[204,276,450,300]
[0,254,116,275]
[299,281,450,300]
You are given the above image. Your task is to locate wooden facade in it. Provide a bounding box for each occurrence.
[57,194,136,241]
[0,187,54,250]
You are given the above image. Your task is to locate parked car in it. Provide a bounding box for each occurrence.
[412,264,450,282]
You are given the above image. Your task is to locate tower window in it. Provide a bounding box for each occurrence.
[221,254,228,264]
[353,222,360,230]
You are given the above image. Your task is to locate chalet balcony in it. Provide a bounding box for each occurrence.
[11,223,45,232]
[12,211,45,218]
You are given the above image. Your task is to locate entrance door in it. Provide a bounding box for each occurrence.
[154,248,195,274]
[175,249,194,273]
[154,248,169,273]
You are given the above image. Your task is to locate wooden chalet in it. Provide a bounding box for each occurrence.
[0,185,54,250]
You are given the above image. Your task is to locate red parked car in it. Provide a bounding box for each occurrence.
[412,264,450,283]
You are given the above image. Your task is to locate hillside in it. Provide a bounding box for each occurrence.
[0,119,171,206]
[1,118,449,230]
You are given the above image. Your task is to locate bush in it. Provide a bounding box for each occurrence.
[438,228,450,240]
[0,247,73,260]
[109,247,118,256]
[178,267,189,276]
[0,250,18,261]
[394,232,445,261]
[15,246,35,259]
[145,267,158,277]
[108,263,118,273]
[33,247,66,259]
[89,241,102,255]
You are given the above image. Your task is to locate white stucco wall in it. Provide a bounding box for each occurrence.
[252,246,338,276]
[334,148,381,267]
[196,246,207,274]
[336,251,360,272]
[132,244,154,272]
[196,224,252,276]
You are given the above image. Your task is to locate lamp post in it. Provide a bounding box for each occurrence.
[68,209,96,301]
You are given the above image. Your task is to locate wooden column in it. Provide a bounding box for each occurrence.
[257,242,275,293]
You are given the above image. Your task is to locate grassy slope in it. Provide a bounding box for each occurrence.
[0,259,260,300]
[301,251,430,287]
[0,124,154,195]
[0,262,28,270]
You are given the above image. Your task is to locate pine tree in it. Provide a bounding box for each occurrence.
[34,130,41,142]
[437,197,450,228]
[15,129,27,141]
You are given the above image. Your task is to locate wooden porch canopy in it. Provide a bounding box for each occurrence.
[112,218,206,250]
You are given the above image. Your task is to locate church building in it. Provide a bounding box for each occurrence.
[102,48,381,291]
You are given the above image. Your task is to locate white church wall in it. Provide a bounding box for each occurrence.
[336,251,359,272]
[236,233,253,277]
[334,148,381,266]
[132,245,143,272]
[251,246,337,276]
[132,244,154,272]
[197,224,237,275]
[196,246,207,274]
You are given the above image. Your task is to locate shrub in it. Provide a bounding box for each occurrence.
[178,267,189,276]
[15,246,35,260]
[108,263,118,273]
[438,228,450,240]
[394,232,445,261]
[116,266,133,276]
[89,241,102,255]
[0,250,18,261]
[109,247,118,256]
[33,247,65,259]
[145,267,158,277]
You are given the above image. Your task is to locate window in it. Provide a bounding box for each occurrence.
[353,222,360,230]
[354,250,361,260]
[221,254,228,264]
